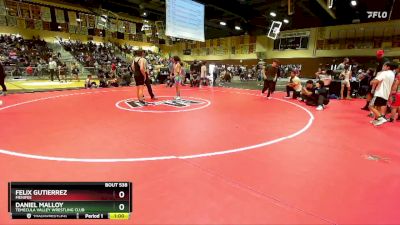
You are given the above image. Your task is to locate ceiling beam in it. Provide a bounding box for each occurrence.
[206,4,247,23]
[314,0,336,19]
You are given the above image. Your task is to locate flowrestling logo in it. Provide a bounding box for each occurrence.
[115,96,211,113]
[367,11,388,19]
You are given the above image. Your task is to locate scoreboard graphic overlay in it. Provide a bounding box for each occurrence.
[8,182,132,220]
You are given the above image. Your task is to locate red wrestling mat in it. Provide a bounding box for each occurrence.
[0,86,399,224]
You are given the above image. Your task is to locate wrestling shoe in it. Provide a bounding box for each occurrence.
[373,117,387,126]
[138,100,148,106]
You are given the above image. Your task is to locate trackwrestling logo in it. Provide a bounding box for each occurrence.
[116,96,211,113]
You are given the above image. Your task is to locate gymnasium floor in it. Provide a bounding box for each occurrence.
[0,85,399,224]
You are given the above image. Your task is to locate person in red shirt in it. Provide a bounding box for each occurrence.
[26,65,33,76]
[110,63,117,77]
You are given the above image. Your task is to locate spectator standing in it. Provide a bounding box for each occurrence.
[360,68,375,110]
[71,62,80,81]
[339,65,352,100]
[48,58,59,82]
[213,65,219,86]
[0,61,7,96]
[262,59,280,99]
[369,62,397,126]
[36,62,43,78]
[59,63,67,82]
[335,58,349,74]
[200,61,207,86]
[388,66,400,122]
[94,61,99,76]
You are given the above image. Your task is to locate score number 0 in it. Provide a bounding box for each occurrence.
[118,191,126,211]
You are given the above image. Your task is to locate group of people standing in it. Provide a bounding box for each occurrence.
[260,59,329,111]
[328,51,400,125]
[364,50,400,126]
[132,53,214,105]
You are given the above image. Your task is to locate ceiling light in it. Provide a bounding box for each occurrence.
[283,19,289,24]
[328,0,333,8]
[76,18,81,22]
[101,17,107,22]
[57,26,62,29]
[351,0,357,6]
[220,21,226,26]
[270,12,276,17]
[235,26,241,30]
[143,12,147,16]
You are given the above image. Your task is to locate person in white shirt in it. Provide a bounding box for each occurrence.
[369,62,397,126]
[316,68,332,88]
[48,58,59,82]
[285,69,302,99]
[339,64,352,100]
[94,61,99,76]
[200,61,208,86]
[389,67,400,122]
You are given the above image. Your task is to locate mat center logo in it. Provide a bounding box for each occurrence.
[116,96,211,113]
[127,99,202,108]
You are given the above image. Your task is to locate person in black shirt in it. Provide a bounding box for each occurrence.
[301,80,316,104]
[360,68,375,110]
[190,60,201,87]
[301,80,329,110]
[212,66,219,86]
[132,50,146,104]
[0,61,7,96]
[262,59,280,99]
[314,80,330,111]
